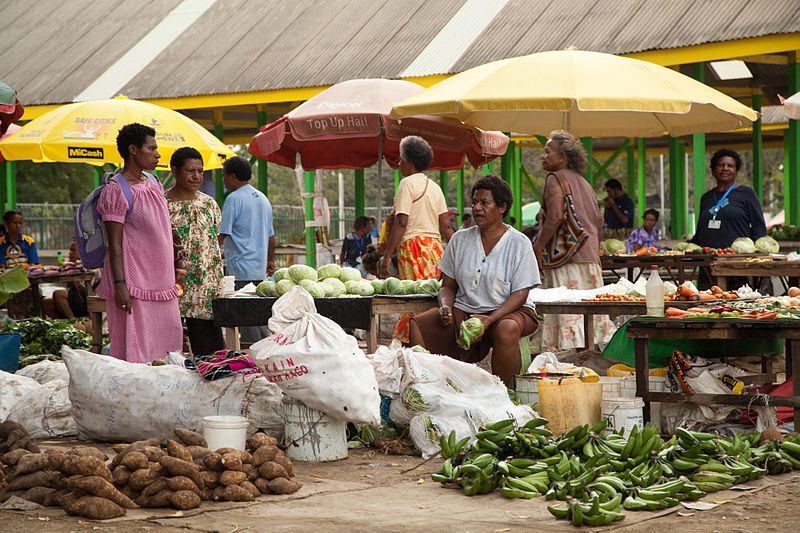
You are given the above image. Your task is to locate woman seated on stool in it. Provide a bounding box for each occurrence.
[409,175,541,385]
[42,241,90,325]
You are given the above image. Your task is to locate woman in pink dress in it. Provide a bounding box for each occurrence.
[96,123,184,363]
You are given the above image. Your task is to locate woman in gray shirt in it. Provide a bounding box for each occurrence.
[409,176,541,385]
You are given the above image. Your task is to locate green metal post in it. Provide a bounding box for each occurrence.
[457,168,464,225]
[92,167,101,189]
[6,161,16,210]
[0,162,5,211]
[637,139,646,221]
[304,170,316,268]
[626,143,636,221]
[691,63,706,225]
[439,170,448,203]
[581,137,593,185]
[789,55,800,226]
[679,141,687,236]
[751,93,763,202]
[214,120,225,206]
[354,168,365,217]
[668,136,683,239]
[513,143,522,228]
[257,110,269,196]
[500,140,513,222]
[482,162,494,175]
[394,169,401,192]
[786,133,793,225]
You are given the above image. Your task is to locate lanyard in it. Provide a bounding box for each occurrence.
[711,183,735,218]
[355,235,366,256]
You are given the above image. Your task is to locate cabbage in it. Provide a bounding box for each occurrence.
[601,239,625,254]
[256,280,276,297]
[371,279,384,294]
[755,236,779,254]
[456,317,483,350]
[273,267,290,283]
[339,267,362,282]
[417,279,440,295]
[317,263,341,280]
[383,277,405,296]
[410,345,430,353]
[298,279,327,298]
[289,264,318,283]
[275,279,296,296]
[345,280,375,296]
[673,242,691,252]
[402,280,416,294]
[684,243,703,253]
[321,277,346,297]
[731,237,756,254]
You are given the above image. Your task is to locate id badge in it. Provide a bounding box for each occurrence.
[708,219,721,230]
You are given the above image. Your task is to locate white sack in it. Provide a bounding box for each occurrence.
[16,360,70,384]
[62,347,284,442]
[365,341,406,397]
[0,370,40,422]
[251,286,381,425]
[7,379,77,438]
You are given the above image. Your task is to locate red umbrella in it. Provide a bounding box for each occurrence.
[0,123,20,162]
[0,80,23,136]
[249,79,508,171]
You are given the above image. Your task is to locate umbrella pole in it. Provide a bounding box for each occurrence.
[304,170,316,268]
[376,132,383,219]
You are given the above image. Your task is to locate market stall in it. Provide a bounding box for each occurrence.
[710,255,800,291]
[601,253,714,284]
[27,271,96,318]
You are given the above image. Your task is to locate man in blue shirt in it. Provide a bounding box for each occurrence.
[603,179,634,229]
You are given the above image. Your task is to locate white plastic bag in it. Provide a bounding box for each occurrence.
[7,379,76,438]
[251,286,381,425]
[16,360,70,384]
[62,347,284,442]
[0,370,40,421]
[526,351,599,379]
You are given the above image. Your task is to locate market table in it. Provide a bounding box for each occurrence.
[626,316,800,428]
[710,256,800,292]
[27,271,96,317]
[601,254,713,284]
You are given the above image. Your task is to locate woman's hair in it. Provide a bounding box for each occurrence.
[471,175,513,218]
[2,210,22,223]
[170,146,203,170]
[361,246,380,273]
[399,135,433,171]
[710,148,742,171]
[353,216,370,231]
[548,130,588,174]
[643,208,660,220]
[222,155,252,182]
[116,123,156,161]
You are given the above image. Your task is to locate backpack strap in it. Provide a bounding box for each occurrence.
[106,173,135,218]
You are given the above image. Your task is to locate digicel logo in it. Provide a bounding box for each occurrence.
[68,147,104,159]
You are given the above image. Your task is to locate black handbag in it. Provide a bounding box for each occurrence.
[540,171,589,269]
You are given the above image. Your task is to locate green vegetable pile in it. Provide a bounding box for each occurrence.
[2,317,91,367]
[456,317,483,350]
[768,224,800,240]
[431,418,800,527]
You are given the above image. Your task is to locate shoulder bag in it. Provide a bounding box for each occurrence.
[540,171,589,269]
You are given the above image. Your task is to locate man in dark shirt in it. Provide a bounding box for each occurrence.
[341,216,372,268]
[603,179,634,229]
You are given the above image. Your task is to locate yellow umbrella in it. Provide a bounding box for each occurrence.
[391,50,758,137]
[0,97,235,169]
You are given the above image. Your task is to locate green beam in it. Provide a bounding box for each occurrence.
[512,143,522,228]
[637,138,646,226]
[789,55,800,226]
[626,144,635,220]
[691,63,706,226]
[6,161,16,210]
[520,164,541,203]
[752,93,763,202]
[482,161,494,175]
[439,170,448,203]
[257,110,269,196]
[457,168,465,225]
[354,168,365,217]
[0,162,5,211]
[214,122,224,206]
[581,137,593,185]
[668,137,686,239]
[534,135,548,147]
[786,132,794,225]
[394,169,401,192]
[304,170,316,268]
[93,167,101,189]
[594,138,631,183]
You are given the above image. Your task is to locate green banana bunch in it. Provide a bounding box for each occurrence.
[548,495,625,526]
[438,430,470,460]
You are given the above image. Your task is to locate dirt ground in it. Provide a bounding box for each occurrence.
[1,444,798,532]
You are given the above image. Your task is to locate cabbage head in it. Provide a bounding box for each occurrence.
[684,243,703,253]
[371,279,384,294]
[289,264,318,283]
[298,279,327,298]
[601,239,626,254]
[256,280,276,297]
[339,267,362,283]
[321,277,346,297]
[731,237,756,254]
[273,267,290,283]
[417,279,440,295]
[275,279,296,296]
[755,236,779,254]
[383,277,405,296]
[456,317,483,350]
[673,242,691,252]
[402,280,417,294]
[317,263,341,280]
[345,280,375,296]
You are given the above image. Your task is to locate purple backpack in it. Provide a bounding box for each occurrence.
[74,171,157,269]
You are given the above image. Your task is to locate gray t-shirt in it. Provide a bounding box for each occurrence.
[439,225,541,314]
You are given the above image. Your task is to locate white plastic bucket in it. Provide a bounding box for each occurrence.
[619,376,637,398]
[514,374,540,406]
[202,415,250,451]
[597,376,621,400]
[282,397,347,462]
[601,396,644,435]
[648,376,666,431]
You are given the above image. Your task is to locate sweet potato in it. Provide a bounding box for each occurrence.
[140,477,168,497]
[128,468,161,491]
[1,448,31,466]
[211,485,226,501]
[120,451,148,472]
[112,443,129,455]
[186,446,211,460]
[251,445,279,466]
[5,470,54,491]
[220,453,245,472]
[9,436,31,452]
[22,486,55,504]
[25,441,40,453]
[272,455,294,477]
[201,470,220,489]
[61,456,112,481]
[166,439,193,463]
[120,485,140,502]
[112,465,131,487]
[0,429,26,454]
[203,452,223,472]
[139,446,165,462]
[201,487,213,501]
[68,475,138,509]
[72,496,126,519]
[111,436,164,467]
[245,463,259,481]
[136,488,173,508]
[49,472,67,490]
[159,456,203,490]
[214,447,239,455]
[258,461,289,480]
[174,428,207,448]
[246,433,278,451]
[169,489,201,510]
[253,477,272,494]
[166,476,201,495]
[0,421,25,438]
[268,477,302,495]
[221,484,253,502]
[69,446,107,461]
[0,489,27,503]
[43,487,71,507]
[239,480,260,499]
[7,453,49,482]
[219,470,247,486]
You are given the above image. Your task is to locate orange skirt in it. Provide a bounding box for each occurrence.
[392,235,444,342]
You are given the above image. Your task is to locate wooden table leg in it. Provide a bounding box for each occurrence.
[634,337,651,423]
[787,339,799,429]
[30,280,43,317]
[367,312,378,354]
[761,356,773,374]
[584,314,595,350]
[225,327,240,351]
[90,311,103,353]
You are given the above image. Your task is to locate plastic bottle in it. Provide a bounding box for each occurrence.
[645,265,664,317]
[57,251,63,266]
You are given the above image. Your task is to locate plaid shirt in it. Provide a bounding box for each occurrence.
[626,226,660,253]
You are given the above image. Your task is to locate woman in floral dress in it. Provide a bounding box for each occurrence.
[167,147,225,355]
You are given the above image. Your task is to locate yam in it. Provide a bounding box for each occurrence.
[214,447,239,455]
[5,470,54,491]
[128,468,161,491]
[239,480,260,499]
[49,472,67,490]
[258,461,289,480]
[140,478,168,497]
[0,421,25,438]
[43,488,71,507]
[253,477,272,494]
[165,476,201,495]
[0,428,26,453]
[112,443,129,454]
[25,441,40,453]
[1,448,31,466]
[8,453,49,480]
[201,470,220,489]
[245,463,259,481]
[169,489,201,510]
[9,436,31,452]
[112,465,131,487]
[111,436,164,467]
[72,496,126,519]
[69,446,107,461]
[203,452,223,472]
[221,484,253,502]
[140,446,165,462]
[159,456,204,490]
[166,439,193,463]
[136,488,173,508]
[201,487,213,501]
[251,445,279,466]
[120,451,148,472]
[220,453,244,472]
[268,477,302,495]
[22,486,55,505]
[246,433,277,451]
[211,485,226,501]
[61,456,112,481]
[186,446,212,460]
[67,475,139,509]
[273,455,294,477]
[219,470,247,486]
[0,489,27,503]
[120,485,140,502]
[174,428,207,448]
[48,452,67,471]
